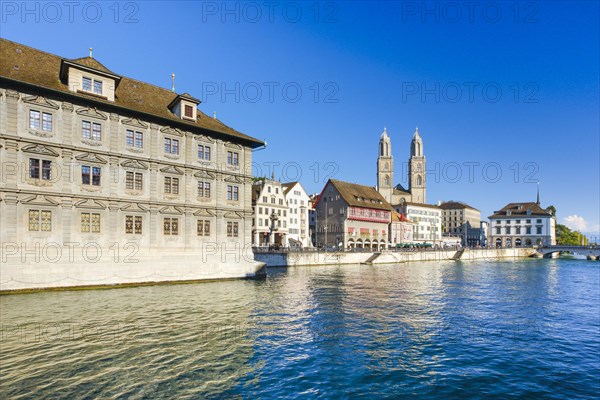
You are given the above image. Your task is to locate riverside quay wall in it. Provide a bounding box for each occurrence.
[254,248,538,267]
[0,243,266,293]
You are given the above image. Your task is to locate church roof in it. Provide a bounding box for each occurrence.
[325,179,393,211]
[0,38,264,148]
[489,202,552,219]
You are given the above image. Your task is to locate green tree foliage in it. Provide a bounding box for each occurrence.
[556,224,588,245]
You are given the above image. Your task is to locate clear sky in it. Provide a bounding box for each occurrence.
[2,1,598,237]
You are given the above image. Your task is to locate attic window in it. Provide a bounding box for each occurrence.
[184,105,193,118]
[82,76,103,95]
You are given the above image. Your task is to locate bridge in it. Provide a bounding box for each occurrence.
[538,245,600,260]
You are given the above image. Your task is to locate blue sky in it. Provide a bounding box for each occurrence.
[2,1,598,236]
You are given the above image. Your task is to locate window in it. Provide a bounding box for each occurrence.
[82,76,103,95]
[198,181,211,198]
[126,172,143,190]
[164,218,179,235]
[227,185,239,201]
[82,166,101,186]
[93,80,103,95]
[227,151,239,166]
[125,215,143,234]
[164,177,179,194]
[262,196,267,203]
[526,227,531,235]
[536,227,542,234]
[516,227,521,234]
[227,221,239,237]
[258,207,263,215]
[29,110,53,132]
[82,121,101,141]
[29,210,51,232]
[536,219,542,223]
[184,104,194,118]
[198,145,211,161]
[197,220,210,236]
[505,227,511,235]
[82,76,92,91]
[81,213,101,233]
[526,219,531,224]
[29,159,52,180]
[164,138,179,155]
[126,130,144,148]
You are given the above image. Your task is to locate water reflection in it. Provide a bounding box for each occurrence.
[1,259,599,399]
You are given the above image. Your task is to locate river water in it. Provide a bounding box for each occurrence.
[1,258,599,399]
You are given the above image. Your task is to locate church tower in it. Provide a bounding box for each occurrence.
[377,127,393,203]
[409,127,426,203]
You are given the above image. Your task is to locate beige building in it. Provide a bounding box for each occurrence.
[439,200,482,246]
[315,179,392,250]
[0,39,265,291]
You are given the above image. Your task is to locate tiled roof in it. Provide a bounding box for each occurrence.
[69,56,115,74]
[438,201,479,211]
[281,182,298,195]
[327,179,393,211]
[0,38,263,147]
[489,202,552,219]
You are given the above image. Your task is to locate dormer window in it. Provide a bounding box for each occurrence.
[184,105,193,118]
[61,58,121,101]
[168,93,200,121]
[82,76,103,95]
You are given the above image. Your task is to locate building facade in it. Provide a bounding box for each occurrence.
[251,178,288,247]
[282,182,311,247]
[488,202,556,247]
[395,202,442,244]
[315,179,392,250]
[0,39,265,291]
[389,212,415,247]
[439,200,482,246]
[377,127,427,204]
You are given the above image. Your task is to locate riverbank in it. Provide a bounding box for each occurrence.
[254,247,538,267]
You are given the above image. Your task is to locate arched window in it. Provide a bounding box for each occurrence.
[417,143,421,156]
[385,143,389,156]
[416,175,422,186]
[384,162,389,171]
[380,142,384,156]
[384,175,390,186]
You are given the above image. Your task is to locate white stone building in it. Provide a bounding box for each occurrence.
[488,201,556,247]
[282,181,311,247]
[0,39,265,291]
[395,202,442,244]
[251,178,288,247]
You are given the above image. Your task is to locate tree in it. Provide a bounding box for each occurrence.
[556,223,588,246]
[546,205,556,218]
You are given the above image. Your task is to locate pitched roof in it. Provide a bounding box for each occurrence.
[326,179,393,211]
[489,202,552,219]
[438,201,479,211]
[281,182,298,195]
[69,56,115,74]
[0,38,263,147]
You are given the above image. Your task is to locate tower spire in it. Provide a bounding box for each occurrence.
[536,180,540,205]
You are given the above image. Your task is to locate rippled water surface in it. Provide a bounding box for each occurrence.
[1,258,599,399]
